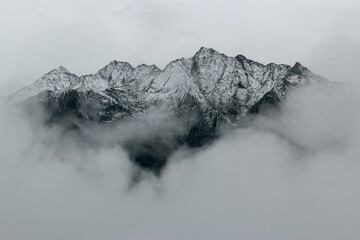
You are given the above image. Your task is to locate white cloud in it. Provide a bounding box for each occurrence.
[0,83,360,239]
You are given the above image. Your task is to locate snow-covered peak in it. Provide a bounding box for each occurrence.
[235,54,247,61]
[193,47,230,67]
[101,61,132,81]
[290,62,307,75]
[51,65,70,74]
[10,65,79,102]
[194,47,218,57]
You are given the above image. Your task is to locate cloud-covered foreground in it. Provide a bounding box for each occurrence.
[1,84,360,240]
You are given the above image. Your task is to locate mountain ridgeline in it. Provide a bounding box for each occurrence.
[11,47,328,175]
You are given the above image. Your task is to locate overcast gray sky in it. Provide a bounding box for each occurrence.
[0,0,359,94]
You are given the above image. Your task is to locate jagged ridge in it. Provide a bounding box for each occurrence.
[10,47,328,175]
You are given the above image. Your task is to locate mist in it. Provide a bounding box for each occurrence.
[1,83,360,240]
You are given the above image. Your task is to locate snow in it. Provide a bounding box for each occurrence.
[10,47,328,116]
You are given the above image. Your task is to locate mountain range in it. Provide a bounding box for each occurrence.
[10,47,328,175]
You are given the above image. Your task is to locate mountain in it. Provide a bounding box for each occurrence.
[10,47,328,175]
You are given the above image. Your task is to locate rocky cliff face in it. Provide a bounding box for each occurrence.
[10,47,328,175]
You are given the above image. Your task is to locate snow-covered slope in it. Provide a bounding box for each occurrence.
[11,66,80,102]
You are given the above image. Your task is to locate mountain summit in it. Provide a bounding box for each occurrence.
[10,47,328,175]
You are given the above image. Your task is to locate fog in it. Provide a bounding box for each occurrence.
[0,83,359,240]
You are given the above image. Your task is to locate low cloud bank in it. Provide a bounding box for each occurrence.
[0,83,360,240]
